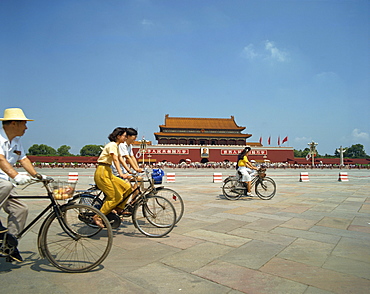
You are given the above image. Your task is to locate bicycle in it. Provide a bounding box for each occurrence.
[0,177,113,273]
[222,166,276,200]
[72,169,181,238]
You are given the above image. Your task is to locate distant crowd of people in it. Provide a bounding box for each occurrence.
[18,161,370,170]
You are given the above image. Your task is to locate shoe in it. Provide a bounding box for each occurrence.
[246,192,254,197]
[6,247,23,263]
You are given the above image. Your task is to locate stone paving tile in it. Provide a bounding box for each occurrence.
[1,261,152,294]
[219,239,286,269]
[202,219,248,233]
[347,224,370,233]
[277,238,336,267]
[330,237,370,263]
[310,225,370,241]
[124,262,231,294]
[194,260,308,294]
[160,242,233,273]
[315,216,352,230]
[242,217,287,232]
[260,257,370,294]
[213,212,260,223]
[279,217,318,230]
[359,204,370,213]
[303,286,336,294]
[270,227,341,244]
[184,228,249,247]
[281,205,312,213]
[245,211,292,222]
[105,241,181,273]
[228,227,296,246]
[322,255,370,280]
[185,211,226,223]
[148,232,205,249]
[223,206,257,215]
[169,218,209,234]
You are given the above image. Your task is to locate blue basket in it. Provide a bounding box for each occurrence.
[151,168,165,184]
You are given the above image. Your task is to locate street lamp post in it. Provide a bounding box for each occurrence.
[140,137,147,166]
[336,146,347,167]
[308,141,318,167]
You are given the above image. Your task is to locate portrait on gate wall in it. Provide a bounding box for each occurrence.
[201,147,209,158]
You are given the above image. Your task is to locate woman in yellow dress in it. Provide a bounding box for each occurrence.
[237,147,258,196]
[93,127,132,227]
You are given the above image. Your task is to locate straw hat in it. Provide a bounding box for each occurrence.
[0,108,34,121]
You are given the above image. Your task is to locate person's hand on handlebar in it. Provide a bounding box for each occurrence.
[119,173,131,180]
[32,173,51,181]
[13,173,32,185]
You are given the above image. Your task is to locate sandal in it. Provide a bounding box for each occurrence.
[93,214,105,228]
[121,211,132,217]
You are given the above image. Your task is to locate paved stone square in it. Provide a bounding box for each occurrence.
[1,168,369,293]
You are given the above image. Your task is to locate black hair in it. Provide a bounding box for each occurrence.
[238,147,251,161]
[108,127,127,142]
[126,128,138,137]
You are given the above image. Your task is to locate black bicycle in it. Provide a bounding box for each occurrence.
[0,178,113,273]
[222,166,276,200]
[72,169,179,238]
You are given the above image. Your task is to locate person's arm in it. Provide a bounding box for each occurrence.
[19,157,39,177]
[118,155,132,176]
[0,154,18,179]
[127,155,143,173]
[246,160,258,170]
[112,153,129,179]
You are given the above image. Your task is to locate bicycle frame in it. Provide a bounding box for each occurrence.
[73,169,161,209]
[11,180,81,241]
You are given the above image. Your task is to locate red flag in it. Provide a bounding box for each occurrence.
[282,136,288,144]
[268,136,271,145]
[278,136,280,146]
[259,136,262,145]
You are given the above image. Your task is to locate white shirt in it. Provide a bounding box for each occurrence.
[119,142,133,157]
[111,142,133,175]
[0,128,27,181]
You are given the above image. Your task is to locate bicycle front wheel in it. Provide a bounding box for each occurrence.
[255,177,276,200]
[132,195,176,238]
[39,204,113,273]
[153,188,184,223]
[222,179,242,200]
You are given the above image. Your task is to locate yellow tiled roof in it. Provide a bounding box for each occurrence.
[154,132,251,138]
[160,115,245,130]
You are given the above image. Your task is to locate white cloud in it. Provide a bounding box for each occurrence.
[264,40,288,62]
[241,40,289,62]
[241,44,258,60]
[141,19,154,27]
[352,128,369,141]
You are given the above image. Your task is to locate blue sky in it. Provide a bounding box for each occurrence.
[1,0,369,156]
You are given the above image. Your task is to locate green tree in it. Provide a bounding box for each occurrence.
[80,145,103,156]
[57,145,73,156]
[294,148,311,157]
[345,144,367,158]
[28,144,57,156]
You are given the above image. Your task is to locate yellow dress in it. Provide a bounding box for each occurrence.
[94,142,132,215]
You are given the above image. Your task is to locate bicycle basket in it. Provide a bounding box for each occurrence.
[51,181,77,200]
[151,168,165,184]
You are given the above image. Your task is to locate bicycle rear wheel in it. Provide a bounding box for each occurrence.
[132,195,176,238]
[153,188,184,223]
[255,177,276,200]
[39,203,113,273]
[222,179,242,200]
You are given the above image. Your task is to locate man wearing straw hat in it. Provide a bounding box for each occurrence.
[0,108,44,262]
